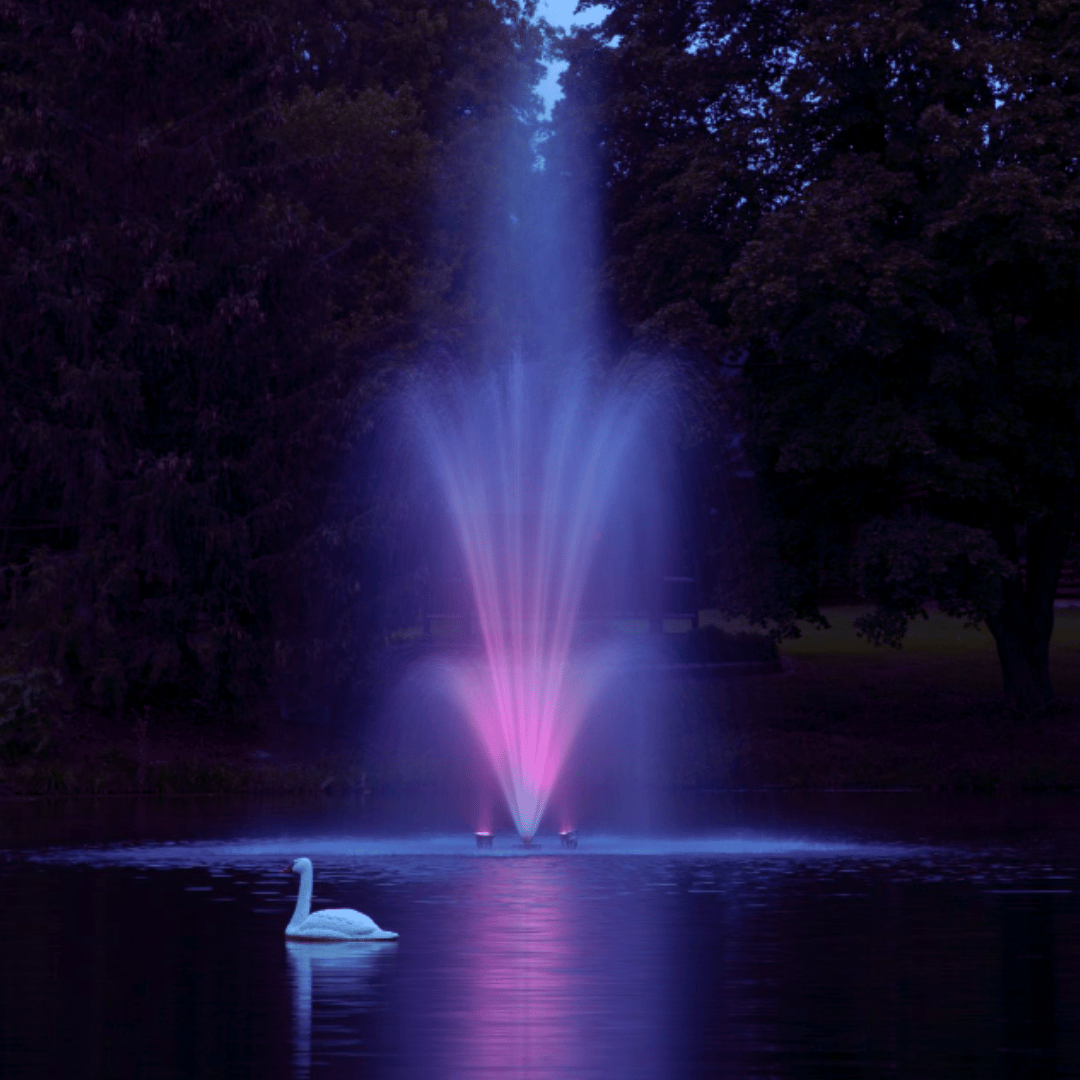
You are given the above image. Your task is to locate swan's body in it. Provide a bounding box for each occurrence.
[285,857,398,941]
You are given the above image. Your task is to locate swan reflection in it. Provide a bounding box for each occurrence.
[285,939,394,1078]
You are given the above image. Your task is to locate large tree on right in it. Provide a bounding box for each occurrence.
[578,0,1080,712]
[722,0,1080,712]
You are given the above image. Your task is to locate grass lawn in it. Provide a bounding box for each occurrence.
[780,604,1080,707]
[668,606,1080,791]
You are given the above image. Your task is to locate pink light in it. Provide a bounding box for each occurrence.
[419,359,648,839]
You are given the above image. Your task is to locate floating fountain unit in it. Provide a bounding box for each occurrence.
[475,831,494,849]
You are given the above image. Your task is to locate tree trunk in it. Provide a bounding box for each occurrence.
[984,514,1073,714]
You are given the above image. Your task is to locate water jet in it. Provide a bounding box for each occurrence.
[416,359,659,842]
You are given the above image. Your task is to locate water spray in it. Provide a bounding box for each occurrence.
[418,359,654,843]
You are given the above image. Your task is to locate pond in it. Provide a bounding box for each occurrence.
[2,792,1079,1078]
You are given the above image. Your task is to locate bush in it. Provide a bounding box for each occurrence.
[0,666,63,760]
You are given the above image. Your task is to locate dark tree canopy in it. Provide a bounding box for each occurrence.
[4,0,1078,744]
[0,0,543,740]
[567,0,1080,711]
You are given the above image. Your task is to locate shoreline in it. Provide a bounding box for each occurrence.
[4,697,1080,799]
[4,607,1079,799]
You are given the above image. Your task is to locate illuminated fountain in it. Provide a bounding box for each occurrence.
[417,358,654,842]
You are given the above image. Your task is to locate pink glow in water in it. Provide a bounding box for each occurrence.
[421,360,648,839]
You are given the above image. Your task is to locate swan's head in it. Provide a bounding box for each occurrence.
[287,856,312,875]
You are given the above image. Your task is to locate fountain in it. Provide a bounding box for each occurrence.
[415,357,657,842]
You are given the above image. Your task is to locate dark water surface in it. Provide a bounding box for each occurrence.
[2,792,1079,1079]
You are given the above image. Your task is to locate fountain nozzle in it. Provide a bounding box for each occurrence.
[475,831,493,849]
[559,829,578,849]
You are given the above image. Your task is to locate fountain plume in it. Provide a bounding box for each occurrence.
[416,357,652,839]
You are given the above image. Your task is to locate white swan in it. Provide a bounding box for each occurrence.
[284,857,398,941]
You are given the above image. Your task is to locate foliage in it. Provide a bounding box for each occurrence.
[0,0,543,732]
[571,0,1080,710]
[0,665,63,759]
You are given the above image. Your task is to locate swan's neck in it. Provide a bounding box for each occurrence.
[288,864,313,930]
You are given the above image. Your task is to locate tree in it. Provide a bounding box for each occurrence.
[0,0,540,729]
[724,0,1080,712]
[0,0,338,720]
[573,0,1080,712]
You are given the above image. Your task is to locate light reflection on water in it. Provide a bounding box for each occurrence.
[456,862,597,1077]
[4,798,1080,1078]
[435,857,666,1079]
